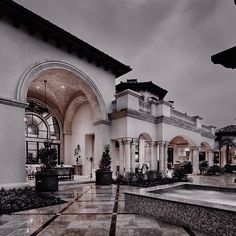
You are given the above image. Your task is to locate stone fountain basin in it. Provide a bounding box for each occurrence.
[124,183,236,236]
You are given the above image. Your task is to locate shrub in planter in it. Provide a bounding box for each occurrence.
[125,172,136,185]
[224,164,234,174]
[205,165,224,176]
[199,160,208,174]
[172,167,188,181]
[116,174,127,185]
[96,145,113,185]
[145,170,163,182]
[35,141,58,192]
[180,161,192,174]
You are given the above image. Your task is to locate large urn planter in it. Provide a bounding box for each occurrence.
[35,141,59,192]
[95,170,113,185]
[35,171,58,192]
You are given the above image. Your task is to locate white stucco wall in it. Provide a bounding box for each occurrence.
[71,103,95,176]
[127,117,156,140]
[162,123,215,148]
[0,20,115,114]
[0,104,25,184]
[162,123,200,145]
[111,117,128,139]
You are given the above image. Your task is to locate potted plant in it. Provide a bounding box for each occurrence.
[35,141,58,192]
[95,145,113,185]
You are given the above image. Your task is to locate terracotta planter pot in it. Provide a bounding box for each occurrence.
[95,171,113,185]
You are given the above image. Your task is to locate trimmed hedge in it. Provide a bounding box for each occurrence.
[0,187,66,214]
[114,170,182,187]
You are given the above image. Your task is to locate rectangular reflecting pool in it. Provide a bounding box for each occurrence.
[150,184,236,207]
[125,183,236,236]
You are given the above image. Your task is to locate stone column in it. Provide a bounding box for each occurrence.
[189,147,193,164]
[118,140,124,175]
[63,132,72,164]
[149,142,155,170]
[192,146,200,174]
[155,142,160,170]
[164,142,169,174]
[123,138,131,173]
[144,142,149,163]
[111,141,117,177]
[139,138,144,167]
[130,139,136,173]
[208,149,214,166]
[158,141,165,173]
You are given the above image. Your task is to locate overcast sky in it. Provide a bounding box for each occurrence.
[15,0,236,129]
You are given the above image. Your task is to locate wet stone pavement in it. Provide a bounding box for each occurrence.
[0,182,211,236]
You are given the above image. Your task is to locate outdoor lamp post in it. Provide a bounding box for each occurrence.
[89,157,93,179]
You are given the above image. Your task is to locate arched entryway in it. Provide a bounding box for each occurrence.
[137,133,152,169]
[18,61,108,176]
[169,135,195,166]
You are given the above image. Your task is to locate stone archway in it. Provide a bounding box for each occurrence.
[16,60,107,122]
[17,60,109,175]
[137,133,152,169]
[200,142,214,166]
[169,135,196,165]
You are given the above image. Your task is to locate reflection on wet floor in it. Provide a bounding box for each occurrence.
[1,174,232,235]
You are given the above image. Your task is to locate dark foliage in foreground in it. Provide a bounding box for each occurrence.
[0,187,66,214]
[224,164,236,174]
[114,170,185,187]
[205,165,224,176]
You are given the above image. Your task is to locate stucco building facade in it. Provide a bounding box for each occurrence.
[0,0,216,187]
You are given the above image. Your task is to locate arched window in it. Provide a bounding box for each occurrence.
[25,101,60,164]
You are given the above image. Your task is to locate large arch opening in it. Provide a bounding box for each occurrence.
[19,61,108,177]
[169,135,196,170]
[137,133,152,169]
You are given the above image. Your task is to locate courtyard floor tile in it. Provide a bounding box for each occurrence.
[0,177,228,235]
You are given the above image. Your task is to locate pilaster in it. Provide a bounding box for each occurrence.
[192,146,200,174]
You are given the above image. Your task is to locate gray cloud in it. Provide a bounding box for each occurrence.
[15,0,236,128]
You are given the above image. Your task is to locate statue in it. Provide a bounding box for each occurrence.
[74,144,81,164]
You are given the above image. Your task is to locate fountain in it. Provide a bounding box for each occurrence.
[125,183,236,235]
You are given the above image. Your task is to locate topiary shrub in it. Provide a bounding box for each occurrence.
[98,145,111,171]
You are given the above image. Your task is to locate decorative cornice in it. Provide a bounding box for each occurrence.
[116,81,168,99]
[109,108,157,124]
[93,119,112,126]
[201,131,216,139]
[158,100,172,107]
[0,0,131,78]
[193,115,203,120]
[109,109,215,139]
[156,116,201,133]
[0,96,28,109]
[115,89,141,99]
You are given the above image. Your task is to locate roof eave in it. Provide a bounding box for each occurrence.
[211,46,236,69]
[0,0,132,77]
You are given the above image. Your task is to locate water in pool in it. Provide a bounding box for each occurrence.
[158,189,236,206]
